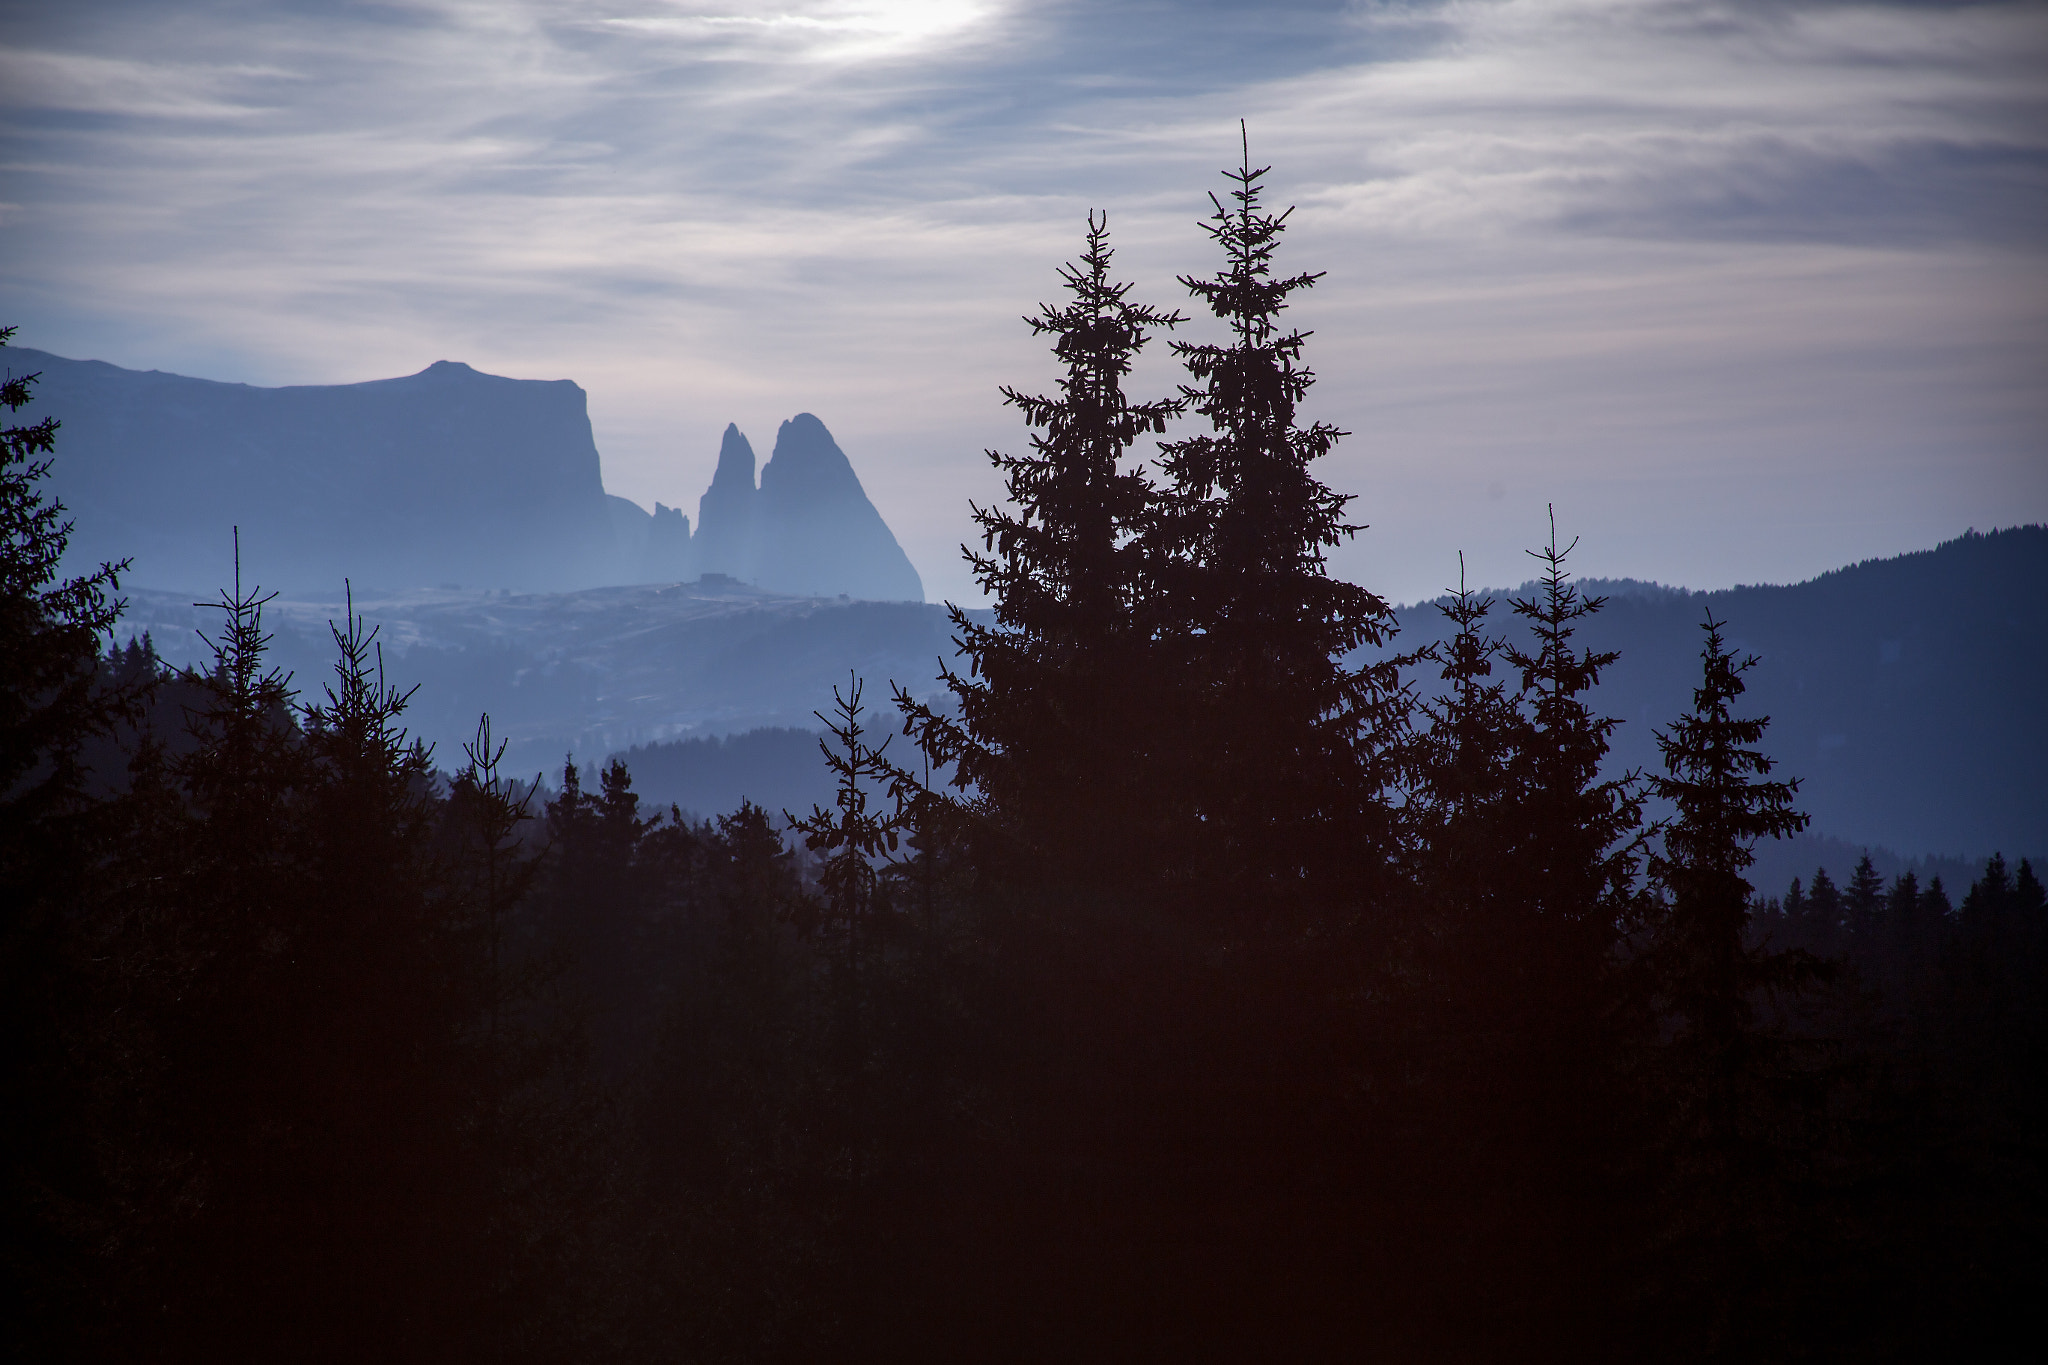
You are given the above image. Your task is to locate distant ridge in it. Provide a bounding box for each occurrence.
[10,348,924,601]
[1389,526,2047,858]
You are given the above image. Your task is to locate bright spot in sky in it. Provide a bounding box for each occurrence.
[601,0,1001,59]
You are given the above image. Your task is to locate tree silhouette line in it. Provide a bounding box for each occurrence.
[2,138,2042,1363]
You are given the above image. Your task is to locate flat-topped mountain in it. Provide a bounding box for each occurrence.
[14,350,618,592]
[9,347,923,601]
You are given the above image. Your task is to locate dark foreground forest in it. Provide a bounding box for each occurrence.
[5,153,2043,1363]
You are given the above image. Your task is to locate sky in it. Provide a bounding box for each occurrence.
[3,0,2044,607]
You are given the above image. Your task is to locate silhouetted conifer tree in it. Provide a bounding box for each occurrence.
[1878,868,1927,980]
[1640,613,1824,1351]
[900,213,1182,884]
[0,327,135,897]
[1647,615,1810,1133]
[1919,874,1952,923]
[447,716,539,1063]
[1404,558,1531,932]
[790,676,906,1216]
[793,676,901,996]
[264,586,484,1351]
[540,751,672,1081]
[1151,128,1400,898]
[0,328,142,1358]
[1398,529,1647,1332]
[118,542,315,1352]
[1502,515,1646,942]
[1795,865,1843,956]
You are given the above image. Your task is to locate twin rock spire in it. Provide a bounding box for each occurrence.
[615,414,923,602]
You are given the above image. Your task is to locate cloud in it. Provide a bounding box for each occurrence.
[1,0,2042,605]
[586,0,1009,61]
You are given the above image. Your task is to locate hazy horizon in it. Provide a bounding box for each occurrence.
[4,0,2045,607]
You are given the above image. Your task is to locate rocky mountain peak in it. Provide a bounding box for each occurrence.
[708,423,757,492]
[759,413,865,507]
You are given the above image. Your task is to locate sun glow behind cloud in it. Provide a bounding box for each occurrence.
[595,0,1005,60]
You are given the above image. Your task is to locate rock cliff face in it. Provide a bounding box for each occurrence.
[15,349,619,592]
[643,501,693,582]
[13,348,925,601]
[745,414,923,600]
[691,424,760,582]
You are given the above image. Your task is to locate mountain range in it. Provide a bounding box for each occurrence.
[13,344,2034,865]
[7,347,922,601]
[112,527,2043,869]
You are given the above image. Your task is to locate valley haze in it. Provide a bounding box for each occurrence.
[10,342,2039,872]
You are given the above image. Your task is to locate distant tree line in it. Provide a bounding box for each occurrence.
[3,138,2042,1363]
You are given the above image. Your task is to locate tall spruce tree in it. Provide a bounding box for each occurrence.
[1647,613,1810,1144]
[793,676,902,994]
[446,715,539,1065]
[274,588,487,1353]
[1404,557,1530,931]
[1152,129,1399,898]
[1400,533,1646,1323]
[1,328,140,1357]
[0,328,134,895]
[99,547,305,1353]
[791,676,906,1215]
[1638,614,1824,1350]
[1500,517,1646,978]
[1406,524,1644,956]
[900,212,1182,882]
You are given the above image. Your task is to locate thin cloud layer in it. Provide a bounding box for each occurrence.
[2,0,2043,604]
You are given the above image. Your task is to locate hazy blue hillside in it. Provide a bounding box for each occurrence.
[610,727,838,823]
[1744,835,2005,914]
[121,579,967,777]
[1390,526,2046,860]
[116,529,2039,862]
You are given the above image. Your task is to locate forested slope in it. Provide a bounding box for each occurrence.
[1390,524,2046,858]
